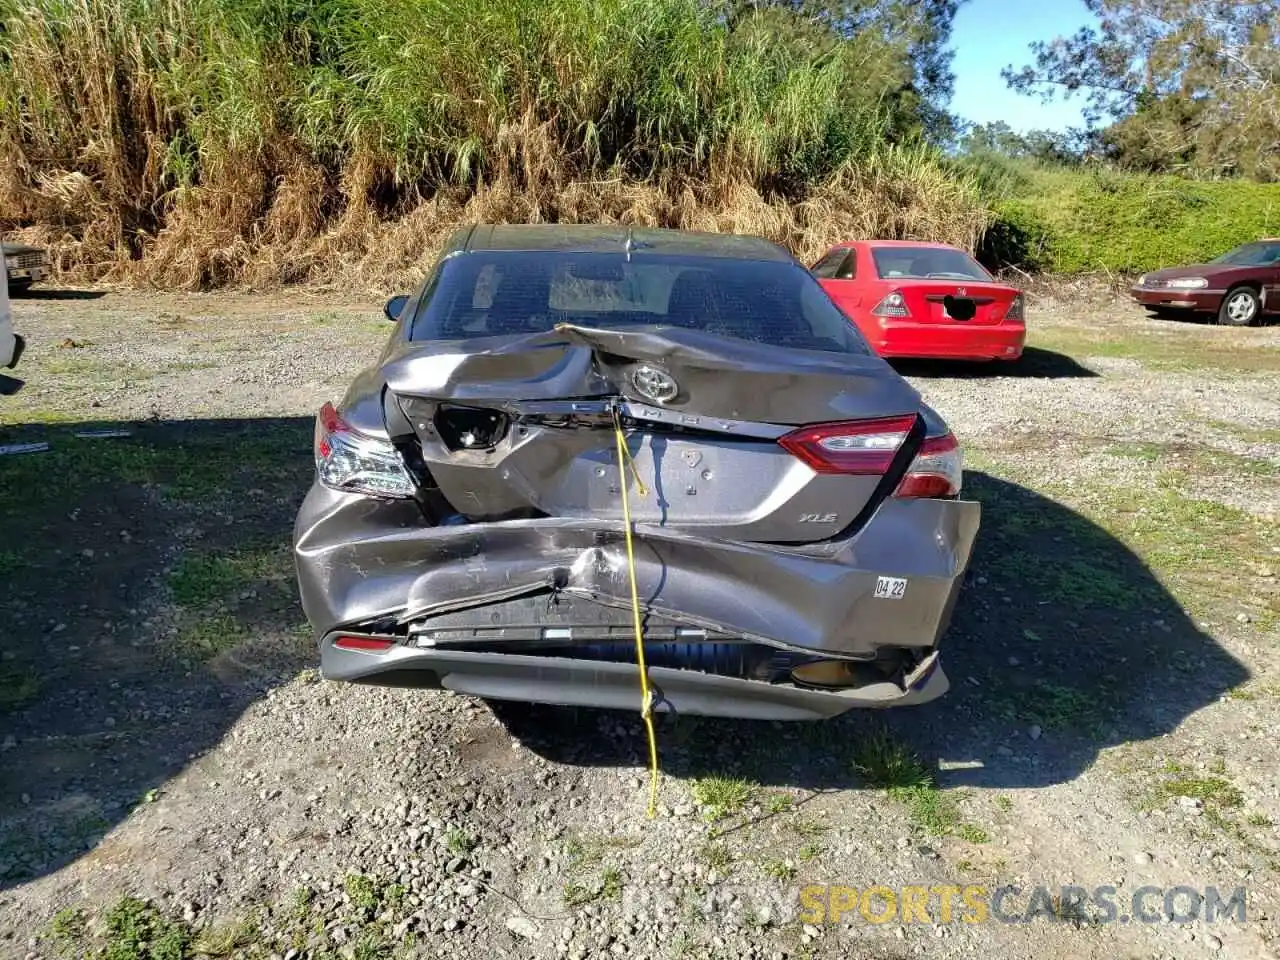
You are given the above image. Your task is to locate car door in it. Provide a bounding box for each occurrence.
[1260,242,1280,313]
[815,247,877,338]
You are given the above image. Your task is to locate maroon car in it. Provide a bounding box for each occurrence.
[1130,240,1280,326]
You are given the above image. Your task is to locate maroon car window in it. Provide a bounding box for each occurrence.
[1211,242,1280,266]
[411,252,875,356]
[871,247,991,281]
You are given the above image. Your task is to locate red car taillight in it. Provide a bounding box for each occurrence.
[1003,293,1025,322]
[895,433,963,498]
[777,415,916,475]
[871,290,912,318]
[333,634,396,652]
[779,418,963,496]
[315,401,416,499]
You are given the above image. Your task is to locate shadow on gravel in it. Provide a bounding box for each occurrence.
[9,287,107,301]
[0,416,315,892]
[890,346,1097,380]
[498,470,1248,793]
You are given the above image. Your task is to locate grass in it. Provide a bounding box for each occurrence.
[0,0,989,290]
[697,841,734,872]
[168,544,292,608]
[972,447,1274,624]
[764,793,794,815]
[563,866,625,906]
[48,908,85,955]
[48,886,416,960]
[1154,775,1245,812]
[174,613,248,660]
[345,874,381,912]
[690,777,756,823]
[852,731,967,838]
[0,662,43,713]
[760,858,796,881]
[563,833,637,871]
[0,426,307,513]
[1030,325,1280,375]
[444,828,476,857]
[100,896,188,960]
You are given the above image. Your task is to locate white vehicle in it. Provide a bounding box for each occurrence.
[0,262,22,369]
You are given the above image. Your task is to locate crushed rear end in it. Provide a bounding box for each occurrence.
[294,246,980,719]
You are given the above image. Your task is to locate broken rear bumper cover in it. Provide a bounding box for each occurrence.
[294,485,980,719]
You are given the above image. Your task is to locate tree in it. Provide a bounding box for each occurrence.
[1002,0,1280,180]
[723,0,969,142]
[957,121,1088,165]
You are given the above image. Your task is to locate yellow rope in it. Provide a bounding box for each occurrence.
[612,408,660,818]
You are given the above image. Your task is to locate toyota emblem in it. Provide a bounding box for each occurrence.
[632,365,679,404]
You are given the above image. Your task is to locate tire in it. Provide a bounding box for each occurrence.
[1219,286,1261,326]
[7,279,32,294]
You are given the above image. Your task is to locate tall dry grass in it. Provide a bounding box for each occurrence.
[0,0,989,290]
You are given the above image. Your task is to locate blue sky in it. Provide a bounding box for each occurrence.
[948,0,1098,133]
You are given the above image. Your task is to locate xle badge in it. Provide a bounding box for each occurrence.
[874,576,907,599]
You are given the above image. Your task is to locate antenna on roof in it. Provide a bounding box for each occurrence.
[624,227,634,262]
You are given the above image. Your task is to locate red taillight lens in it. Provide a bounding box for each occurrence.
[316,401,344,459]
[778,415,917,475]
[1003,294,1025,322]
[895,433,963,498]
[314,401,416,499]
[872,290,912,318]
[333,635,395,652]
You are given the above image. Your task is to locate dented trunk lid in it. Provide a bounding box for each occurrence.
[383,324,924,544]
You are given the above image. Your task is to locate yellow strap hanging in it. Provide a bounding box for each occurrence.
[612,408,660,818]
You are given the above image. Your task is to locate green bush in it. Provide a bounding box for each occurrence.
[995,167,1280,274]
[977,198,1052,272]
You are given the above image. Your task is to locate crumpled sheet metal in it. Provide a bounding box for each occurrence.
[294,485,980,659]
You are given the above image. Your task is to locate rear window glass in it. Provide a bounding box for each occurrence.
[871,246,990,281]
[410,252,873,355]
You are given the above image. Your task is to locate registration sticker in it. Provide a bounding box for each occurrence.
[874,576,908,599]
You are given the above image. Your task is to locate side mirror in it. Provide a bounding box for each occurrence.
[384,294,410,322]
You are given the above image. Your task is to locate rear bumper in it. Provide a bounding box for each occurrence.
[319,639,951,720]
[869,319,1025,360]
[1130,287,1223,311]
[294,485,980,714]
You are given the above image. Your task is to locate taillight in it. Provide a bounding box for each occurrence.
[895,433,962,498]
[778,415,916,474]
[871,290,911,318]
[315,401,416,499]
[1004,294,1025,322]
[333,635,396,652]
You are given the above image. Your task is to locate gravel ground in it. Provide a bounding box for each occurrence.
[1,282,1279,960]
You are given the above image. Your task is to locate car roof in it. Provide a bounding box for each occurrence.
[831,239,966,252]
[443,224,795,263]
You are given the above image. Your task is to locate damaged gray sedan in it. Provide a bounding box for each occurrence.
[293,225,980,720]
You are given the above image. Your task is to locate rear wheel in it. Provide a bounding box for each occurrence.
[1219,287,1260,326]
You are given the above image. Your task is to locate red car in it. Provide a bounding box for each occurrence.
[1130,239,1280,326]
[811,240,1025,361]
